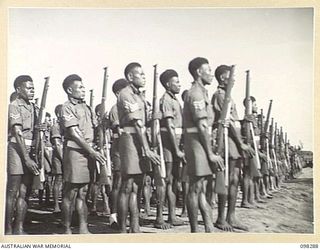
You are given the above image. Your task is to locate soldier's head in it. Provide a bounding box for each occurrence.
[160,69,181,94]
[242,96,257,113]
[54,104,63,119]
[95,104,102,117]
[181,90,188,102]
[215,65,231,86]
[45,112,52,126]
[14,75,34,102]
[112,78,129,97]
[9,91,18,103]
[188,57,213,85]
[124,62,145,88]
[62,74,85,100]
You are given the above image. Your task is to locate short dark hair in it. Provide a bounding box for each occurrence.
[124,62,141,80]
[243,96,256,106]
[95,104,102,115]
[54,104,63,116]
[62,74,82,93]
[112,78,129,94]
[45,112,51,118]
[188,57,209,79]
[214,65,231,83]
[9,92,18,103]
[14,75,33,90]
[181,90,188,102]
[159,69,178,88]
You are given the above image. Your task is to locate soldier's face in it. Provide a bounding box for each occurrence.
[252,101,258,113]
[17,81,34,101]
[219,71,230,86]
[199,64,213,85]
[168,76,181,94]
[129,67,146,88]
[69,80,85,100]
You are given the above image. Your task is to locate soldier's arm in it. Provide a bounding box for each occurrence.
[134,119,160,166]
[164,117,184,158]
[196,118,224,169]
[67,126,106,164]
[12,125,39,175]
[52,137,63,162]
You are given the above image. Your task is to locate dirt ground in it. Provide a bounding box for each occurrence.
[23,167,314,234]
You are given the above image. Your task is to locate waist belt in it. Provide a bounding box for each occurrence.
[10,137,34,146]
[160,127,183,135]
[67,140,95,149]
[185,126,212,135]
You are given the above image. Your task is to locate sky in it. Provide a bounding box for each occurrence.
[8,8,314,150]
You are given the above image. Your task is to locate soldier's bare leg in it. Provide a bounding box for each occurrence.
[5,175,22,234]
[187,176,201,232]
[180,167,189,218]
[154,177,171,230]
[101,184,111,216]
[62,182,78,234]
[13,174,32,234]
[117,175,132,233]
[53,174,63,213]
[129,176,143,233]
[199,177,214,232]
[45,174,53,204]
[241,166,254,209]
[226,159,248,231]
[89,183,99,214]
[77,184,90,234]
[166,162,184,226]
[142,174,152,216]
[215,194,233,231]
[110,171,121,227]
[254,178,266,203]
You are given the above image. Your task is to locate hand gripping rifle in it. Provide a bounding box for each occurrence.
[151,64,166,179]
[96,67,112,180]
[244,70,261,174]
[33,77,49,189]
[214,65,235,194]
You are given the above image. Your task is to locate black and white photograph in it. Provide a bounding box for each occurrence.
[4,6,314,237]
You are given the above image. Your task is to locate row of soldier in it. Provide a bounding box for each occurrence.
[6,57,304,234]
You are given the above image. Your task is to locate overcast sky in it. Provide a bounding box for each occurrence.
[8,8,313,150]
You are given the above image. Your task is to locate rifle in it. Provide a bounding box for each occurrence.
[214,65,236,194]
[150,64,166,179]
[244,70,261,173]
[89,89,94,109]
[262,100,272,166]
[96,67,112,181]
[270,119,279,173]
[33,77,50,189]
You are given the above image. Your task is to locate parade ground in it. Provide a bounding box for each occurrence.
[23,167,314,235]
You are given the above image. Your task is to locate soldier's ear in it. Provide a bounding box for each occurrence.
[66,86,73,95]
[196,68,202,78]
[127,72,134,82]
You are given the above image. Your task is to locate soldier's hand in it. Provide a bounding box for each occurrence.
[145,149,161,166]
[241,143,255,157]
[208,153,225,171]
[152,111,162,121]
[90,151,106,165]
[25,158,40,175]
[35,123,47,132]
[244,114,255,123]
[176,149,186,164]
